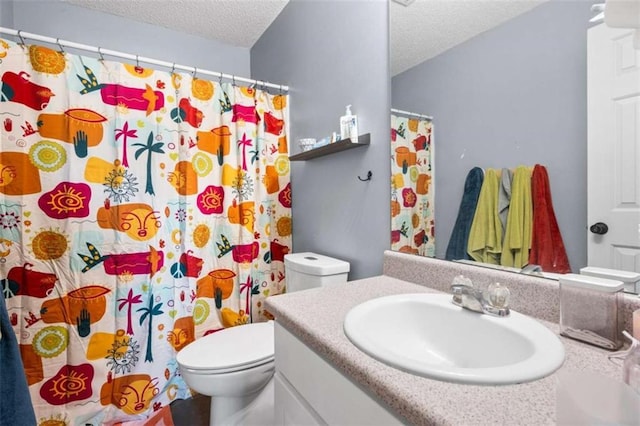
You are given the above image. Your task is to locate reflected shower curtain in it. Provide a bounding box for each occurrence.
[0,39,290,424]
[390,114,434,256]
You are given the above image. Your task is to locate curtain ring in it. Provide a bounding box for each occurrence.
[17,30,26,48]
[192,67,197,78]
[56,38,65,54]
[97,47,105,62]
[279,84,284,95]
[135,55,140,67]
[170,62,176,74]
[218,73,223,85]
[232,76,236,86]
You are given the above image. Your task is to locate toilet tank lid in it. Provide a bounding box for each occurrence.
[284,252,350,275]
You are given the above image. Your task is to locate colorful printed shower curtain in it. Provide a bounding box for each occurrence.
[0,38,291,424]
[390,114,435,256]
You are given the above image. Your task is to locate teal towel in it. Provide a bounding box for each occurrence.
[446,167,484,261]
[0,294,36,425]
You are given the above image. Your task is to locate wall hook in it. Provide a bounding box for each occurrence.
[358,171,372,182]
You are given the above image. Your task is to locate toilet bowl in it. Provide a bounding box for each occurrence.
[176,252,349,425]
[177,321,275,425]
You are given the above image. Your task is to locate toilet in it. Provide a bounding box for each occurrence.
[176,252,350,425]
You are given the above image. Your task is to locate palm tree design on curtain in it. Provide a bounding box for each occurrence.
[240,275,253,317]
[238,132,253,171]
[137,292,164,362]
[118,288,143,335]
[115,121,138,167]
[133,132,165,195]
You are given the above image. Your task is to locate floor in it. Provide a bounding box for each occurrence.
[169,394,210,426]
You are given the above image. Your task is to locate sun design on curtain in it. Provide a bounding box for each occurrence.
[0,40,291,424]
[390,114,435,256]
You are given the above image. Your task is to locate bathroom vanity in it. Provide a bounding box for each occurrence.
[265,251,636,425]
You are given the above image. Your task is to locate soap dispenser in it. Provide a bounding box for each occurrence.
[340,105,359,143]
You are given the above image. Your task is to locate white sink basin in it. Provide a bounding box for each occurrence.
[343,293,565,385]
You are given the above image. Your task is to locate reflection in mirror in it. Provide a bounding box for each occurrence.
[390,110,435,256]
[390,0,639,291]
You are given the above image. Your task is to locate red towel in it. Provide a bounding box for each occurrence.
[528,165,571,273]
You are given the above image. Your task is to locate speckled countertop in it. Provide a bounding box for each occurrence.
[265,275,623,425]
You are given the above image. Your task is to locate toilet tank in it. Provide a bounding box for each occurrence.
[284,252,350,293]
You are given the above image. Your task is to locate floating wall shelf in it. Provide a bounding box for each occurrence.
[289,133,370,161]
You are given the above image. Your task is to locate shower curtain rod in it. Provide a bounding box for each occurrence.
[391,108,433,120]
[0,27,290,92]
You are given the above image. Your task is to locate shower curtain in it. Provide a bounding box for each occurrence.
[390,114,434,256]
[0,39,291,424]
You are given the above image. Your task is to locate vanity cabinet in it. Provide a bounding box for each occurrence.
[273,322,403,425]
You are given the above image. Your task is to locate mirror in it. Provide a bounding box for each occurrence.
[390,1,598,281]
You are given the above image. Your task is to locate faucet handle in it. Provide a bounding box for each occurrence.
[487,282,510,309]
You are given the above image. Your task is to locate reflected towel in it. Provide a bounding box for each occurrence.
[498,168,513,236]
[528,164,571,273]
[501,165,533,268]
[467,169,503,264]
[445,167,484,261]
[0,294,36,425]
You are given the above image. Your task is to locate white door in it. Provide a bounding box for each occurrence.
[588,24,640,272]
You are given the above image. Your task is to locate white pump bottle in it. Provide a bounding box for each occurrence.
[340,105,359,143]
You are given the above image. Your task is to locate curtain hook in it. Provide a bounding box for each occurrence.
[56,38,65,54]
[218,73,223,85]
[97,47,105,62]
[135,54,140,68]
[279,84,284,95]
[232,75,236,87]
[192,66,197,78]
[17,30,26,49]
[170,62,176,74]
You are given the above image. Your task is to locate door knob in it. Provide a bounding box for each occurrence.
[590,222,608,235]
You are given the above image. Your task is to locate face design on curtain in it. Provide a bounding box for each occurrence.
[390,114,435,257]
[0,40,291,424]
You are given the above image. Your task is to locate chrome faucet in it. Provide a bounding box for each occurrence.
[451,282,510,317]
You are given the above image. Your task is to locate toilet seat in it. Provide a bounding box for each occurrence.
[177,320,274,374]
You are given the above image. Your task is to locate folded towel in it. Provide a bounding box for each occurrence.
[467,169,503,264]
[446,167,484,261]
[528,164,571,273]
[501,165,533,268]
[0,294,36,425]
[498,168,513,236]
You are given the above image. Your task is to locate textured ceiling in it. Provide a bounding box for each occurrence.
[65,0,290,48]
[65,0,551,76]
[390,0,550,76]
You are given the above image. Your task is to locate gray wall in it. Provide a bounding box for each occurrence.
[0,0,14,28]
[392,0,592,271]
[251,0,390,280]
[6,0,250,76]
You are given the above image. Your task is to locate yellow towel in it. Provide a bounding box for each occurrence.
[467,169,502,264]
[501,165,533,268]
